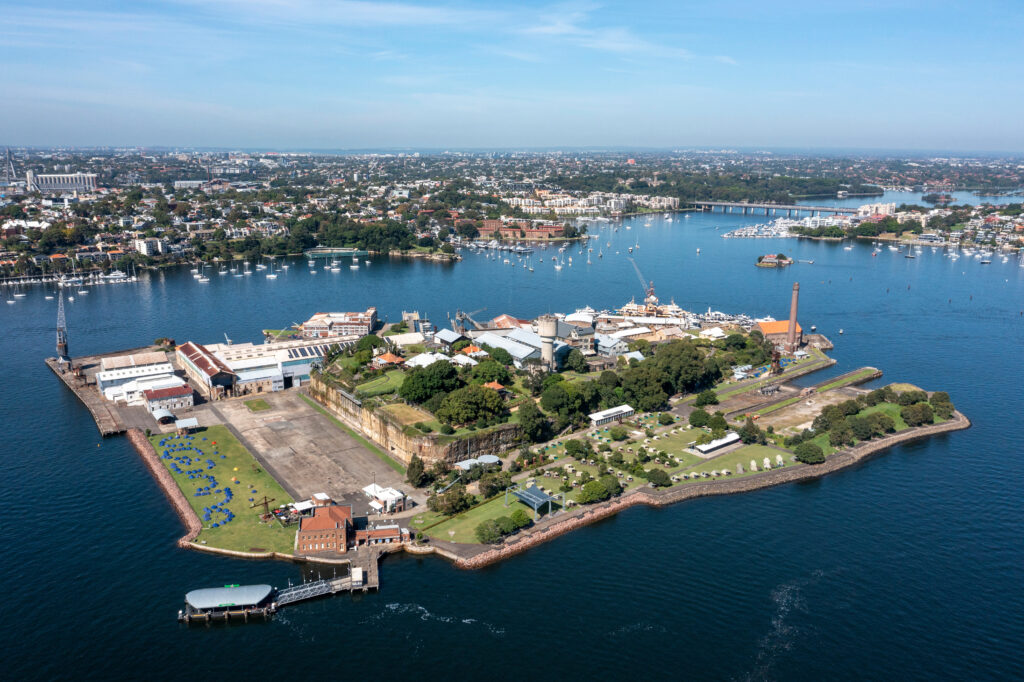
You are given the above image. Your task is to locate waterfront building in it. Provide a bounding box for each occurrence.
[95,360,176,396]
[299,308,377,338]
[756,319,802,348]
[432,328,466,349]
[296,504,352,554]
[102,373,185,405]
[589,404,635,427]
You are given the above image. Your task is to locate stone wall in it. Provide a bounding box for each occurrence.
[307,373,523,465]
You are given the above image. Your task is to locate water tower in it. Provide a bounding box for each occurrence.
[537,315,558,369]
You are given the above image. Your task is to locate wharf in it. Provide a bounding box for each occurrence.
[45,356,126,436]
[178,548,384,624]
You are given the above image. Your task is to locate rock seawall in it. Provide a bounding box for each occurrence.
[126,428,202,548]
[448,411,971,569]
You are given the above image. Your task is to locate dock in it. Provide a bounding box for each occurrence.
[178,548,383,624]
[45,356,126,436]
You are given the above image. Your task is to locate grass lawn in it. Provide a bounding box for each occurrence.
[421,495,536,543]
[381,402,434,427]
[817,367,878,393]
[245,398,271,412]
[149,425,297,554]
[689,444,787,475]
[356,369,405,397]
[298,393,406,474]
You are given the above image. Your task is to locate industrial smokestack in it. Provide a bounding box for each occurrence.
[787,282,800,351]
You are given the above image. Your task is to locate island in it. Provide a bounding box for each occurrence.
[47,285,969,609]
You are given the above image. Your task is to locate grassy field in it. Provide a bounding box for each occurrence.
[690,444,785,475]
[381,402,435,427]
[245,398,271,412]
[356,369,405,397]
[817,367,878,392]
[149,425,297,554]
[298,393,406,474]
[420,496,537,543]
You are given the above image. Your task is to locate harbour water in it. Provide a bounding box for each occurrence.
[1,192,1022,680]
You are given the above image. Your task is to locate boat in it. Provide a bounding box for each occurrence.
[244,262,252,276]
[696,248,700,254]
[844,246,853,251]
[68,296,74,301]
[905,254,916,259]
[350,261,359,269]
[103,269,129,282]
[364,259,370,265]
[45,295,53,300]
[627,246,633,254]
[839,328,844,334]
[308,259,316,267]
[281,264,289,270]
[980,259,992,265]
[78,288,88,294]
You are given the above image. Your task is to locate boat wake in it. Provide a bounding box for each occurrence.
[367,602,506,637]
[737,569,826,682]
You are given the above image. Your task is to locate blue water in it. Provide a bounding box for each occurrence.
[1,192,1022,680]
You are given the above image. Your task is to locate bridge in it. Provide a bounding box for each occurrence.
[691,201,859,217]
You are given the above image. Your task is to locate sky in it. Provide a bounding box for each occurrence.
[1,0,1022,151]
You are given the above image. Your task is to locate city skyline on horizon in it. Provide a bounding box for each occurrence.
[2,1,1022,152]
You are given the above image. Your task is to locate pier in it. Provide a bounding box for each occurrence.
[178,548,383,623]
[46,356,126,436]
[691,201,858,217]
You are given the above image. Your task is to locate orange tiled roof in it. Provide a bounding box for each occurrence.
[757,320,801,336]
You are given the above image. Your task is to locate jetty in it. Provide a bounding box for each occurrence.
[178,549,382,623]
[46,356,126,436]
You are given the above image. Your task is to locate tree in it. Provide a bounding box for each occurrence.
[435,385,505,425]
[738,417,766,444]
[517,400,551,442]
[708,413,728,432]
[794,442,825,464]
[658,412,675,426]
[434,483,474,516]
[565,439,592,458]
[540,382,570,412]
[900,402,934,427]
[724,334,746,351]
[608,426,629,441]
[646,468,671,487]
[399,361,462,403]
[599,474,622,497]
[689,408,710,428]
[355,334,385,353]
[475,519,502,544]
[695,389,719,407]
[406,454,428,487]
[565,348,588,373]
[472,359,512,385]
[479,471,512,498]
[509,508,531,529]
[897,390,929,406]
[578,480,612,504]
[481,344,513,366]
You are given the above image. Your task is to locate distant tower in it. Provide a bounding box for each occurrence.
[2,148,15,185]
[786,282,800,352]
[537,315,558,370]
[56,289,70,363]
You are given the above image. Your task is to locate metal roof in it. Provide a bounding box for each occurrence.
[477,454,500,465]
[185,584,273,610]
[513,485,556,509]
[454,458,479,470]
[152,408,175,421]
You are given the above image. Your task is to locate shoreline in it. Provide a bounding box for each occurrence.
[126,410,970,570]
[444,410,971,569]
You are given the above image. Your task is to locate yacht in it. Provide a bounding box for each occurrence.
[350,261,360,269]
[308,259,316,267]
[266,262,278,279]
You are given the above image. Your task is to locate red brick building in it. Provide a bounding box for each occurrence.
[295,505,352,554]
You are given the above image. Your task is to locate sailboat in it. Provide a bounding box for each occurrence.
[244,261,252,275]
[266,261,278,279]
[350,259,360,269]
[198,263,210,283]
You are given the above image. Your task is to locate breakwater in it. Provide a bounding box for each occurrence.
[449,411,971,569]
